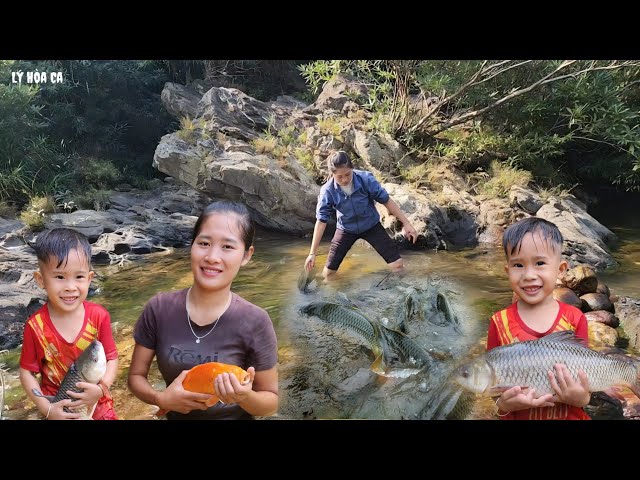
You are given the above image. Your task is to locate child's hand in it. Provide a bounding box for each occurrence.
[214,367,255,406]
[497,385,555,413]
[158,369,213,414]
[67,382,103,409]
[547,363,591,407]
[47,399,82,420]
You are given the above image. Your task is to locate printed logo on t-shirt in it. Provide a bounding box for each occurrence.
[168,346,219,367]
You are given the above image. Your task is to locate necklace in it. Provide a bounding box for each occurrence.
[185,288,231,344]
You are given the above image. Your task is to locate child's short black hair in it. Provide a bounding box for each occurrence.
[502,217,563,258]
[35,228,92,269]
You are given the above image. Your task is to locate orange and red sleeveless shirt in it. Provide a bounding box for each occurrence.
[20,301,119,420]
[486,301,590,420]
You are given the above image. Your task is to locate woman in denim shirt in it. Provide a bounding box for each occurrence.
[304,151,417,279]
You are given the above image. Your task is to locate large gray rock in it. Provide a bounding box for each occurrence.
[161,82,201,119]
[0,248,45,349]
[509,186,543,214]
[537,196,617,271]
[616,296,640,351]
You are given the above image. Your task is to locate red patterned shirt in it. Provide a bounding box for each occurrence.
[486,301,590,420]
[20,301,118,420]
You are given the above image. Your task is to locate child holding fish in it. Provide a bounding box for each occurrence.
[18,228,119,420]
[476,217,592,420]
[127,201,279,420]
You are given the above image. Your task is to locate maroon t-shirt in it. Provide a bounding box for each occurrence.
[133,288,278,420]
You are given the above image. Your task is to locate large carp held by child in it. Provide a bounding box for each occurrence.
[32,339,107,420]
[453,331,640,398]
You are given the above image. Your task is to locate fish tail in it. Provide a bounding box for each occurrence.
[631,369,640,400]
[370,352,386,376]
[32,388,55,403]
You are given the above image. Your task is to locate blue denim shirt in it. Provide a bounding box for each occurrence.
[316,169,390,234]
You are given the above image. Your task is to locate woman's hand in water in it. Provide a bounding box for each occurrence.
[304,254,316,272]
[402,223,418,244]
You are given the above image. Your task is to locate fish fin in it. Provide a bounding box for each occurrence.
[155,408,169,416]
[487,384,519,396]
[205,395,220,407]
[297,268,310,293]
[370,353,386,376]
[333,291,359,309]
[542,330,588,346]
[428,349,452,361]
[31,388,55,402]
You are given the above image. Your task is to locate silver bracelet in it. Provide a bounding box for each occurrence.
[495,397,509,417]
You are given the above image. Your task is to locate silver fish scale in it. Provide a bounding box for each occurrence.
[303,302,380,348]
[488,337,638,394]
[51,363,87,412]
[379,327,432,367]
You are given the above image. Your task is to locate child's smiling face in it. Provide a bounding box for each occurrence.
[505,230,567,306]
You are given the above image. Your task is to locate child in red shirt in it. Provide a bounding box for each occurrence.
[19,228,118,420]
[488,217,591,420]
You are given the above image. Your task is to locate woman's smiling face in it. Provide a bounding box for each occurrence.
[190,213,253,291]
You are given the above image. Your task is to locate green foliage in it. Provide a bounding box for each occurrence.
[317,116,343,139]
[72,157,121,189]
[481,161,533,198]
[0,201,16,217]
[176,116,203,144]
[299,60,640,191]
[0,60,175,208]
[74,188,111,211]
[19,195,56,230]
[536,183,576,202]
[5,60,171,172]
[294,147,317,177]
[298,60,395,132]
[252,135,278,154]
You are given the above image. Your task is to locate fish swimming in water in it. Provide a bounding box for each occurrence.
[300,300,383,357]
[453,330,640,398]
[297,267,318,294]
[401,288,423,333]
[300,300,434,377]
[33,339,107,420]
[156,362,251,416]
[435,291,460,331]
[377,324,433,372]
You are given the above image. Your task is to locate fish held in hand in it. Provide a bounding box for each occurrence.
[33,339,107,420]
[453,330,640,398]
[156,362,251,416]
[183,362,251,406]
